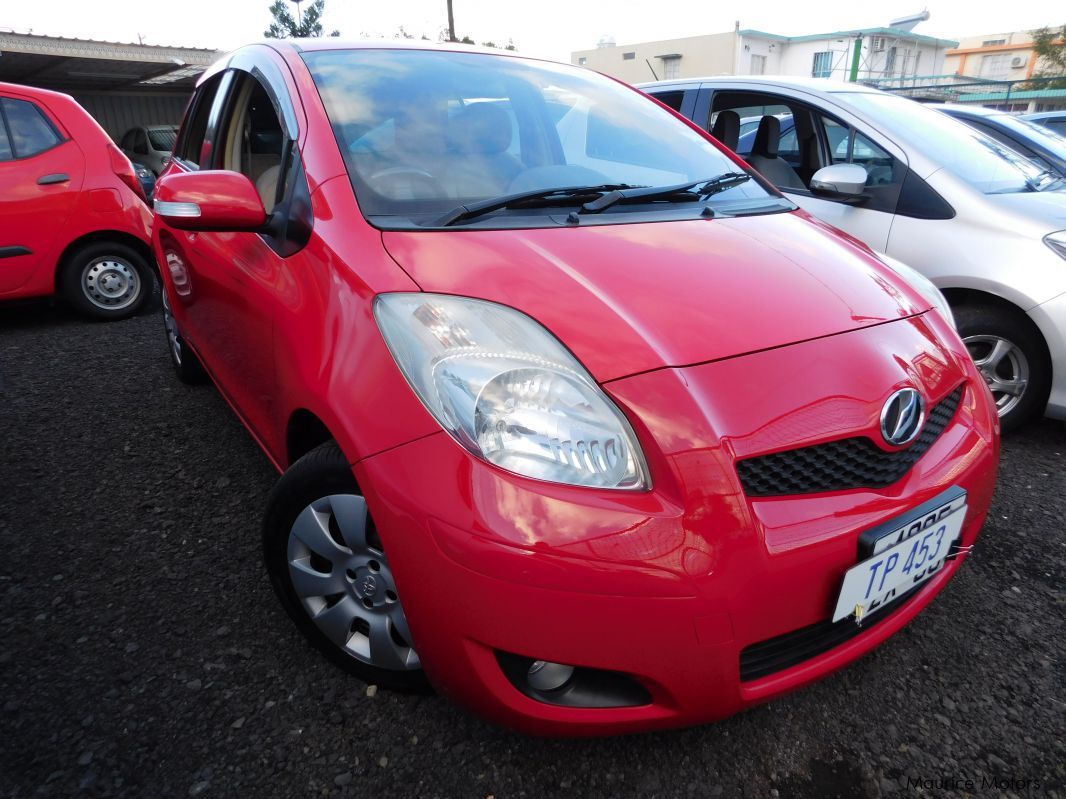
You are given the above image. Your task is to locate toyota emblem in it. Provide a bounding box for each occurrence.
[880,388,925,446]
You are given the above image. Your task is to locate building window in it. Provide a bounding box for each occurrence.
[622,51,636,60]
[578,57,587,65]
[982,39,1006,47]
[662,56,681,79]
[811,51,833,78]
[750,54,767,75]
[885,47,897,76]
[980,53,1010,79]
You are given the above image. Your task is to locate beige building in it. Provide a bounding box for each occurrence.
[943,31,1055,81]
[571,33,736,84]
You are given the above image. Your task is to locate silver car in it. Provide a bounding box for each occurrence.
[118,125,178,176]
[643,76,1066,431]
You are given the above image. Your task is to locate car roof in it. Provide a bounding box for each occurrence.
[638,75,884,94]
[1022,110,1066,121]
[0,80,76,103]
[931,104,1004,118]
[265,38,527,59]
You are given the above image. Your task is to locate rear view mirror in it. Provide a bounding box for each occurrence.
[810,163,868,203]
[154,170,267,232]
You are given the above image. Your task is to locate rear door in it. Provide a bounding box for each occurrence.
[0,93,84,295]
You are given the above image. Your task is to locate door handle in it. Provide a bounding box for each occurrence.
[37,173,70,185]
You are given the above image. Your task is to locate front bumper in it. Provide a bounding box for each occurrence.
[1028,291,1066,420]
[354,313,1000,735]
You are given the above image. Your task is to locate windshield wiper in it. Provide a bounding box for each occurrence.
[435,184,644,226]
[581,172,751,213]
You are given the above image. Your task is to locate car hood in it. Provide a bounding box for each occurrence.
[381,211,927,383]
[980,188,1066,231]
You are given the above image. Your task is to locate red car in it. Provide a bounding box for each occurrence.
[0,82,154,319]
[152,42,999,736]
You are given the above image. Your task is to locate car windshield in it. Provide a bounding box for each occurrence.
[148,127,177,151]
[840,92,1050,194]
[302,48,781,228]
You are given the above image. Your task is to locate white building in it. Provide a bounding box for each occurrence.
[572,25,957,84]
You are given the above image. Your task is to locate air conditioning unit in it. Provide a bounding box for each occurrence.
[1010,55,1027,68]
[871,36,885,52]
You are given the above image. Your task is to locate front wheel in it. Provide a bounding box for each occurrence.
[60,242,154,321]
[161,288,207,384]
[263,442,429,692]
[955,304,1050,433]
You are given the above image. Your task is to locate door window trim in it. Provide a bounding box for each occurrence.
[0,96,68,162]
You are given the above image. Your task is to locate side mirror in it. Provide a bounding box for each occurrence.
[154,170,267,232]
[810,163,868,203]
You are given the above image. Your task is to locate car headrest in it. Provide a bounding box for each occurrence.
[753,115,781,158]
[711,110,740,151]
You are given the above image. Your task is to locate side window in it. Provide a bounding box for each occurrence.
[0,98,61,158]
[650,91,685,112]
[817,115,904,213]
[175,75,224,169]
[0,112,12,160]
[219,75,286,211]
[714,103,792,156]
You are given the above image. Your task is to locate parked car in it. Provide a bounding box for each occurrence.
[153,42,998,736]
[935,104,1066,179]
[644,76,1066,432]
[0,82,156,319]
[119,124,177,175]
[132,160,156,200]
[1022,110,1066,137]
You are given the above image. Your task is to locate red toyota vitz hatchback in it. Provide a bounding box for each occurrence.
[0,83,155,319]
[152,41,999,735]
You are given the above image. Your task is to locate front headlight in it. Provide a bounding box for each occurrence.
[876,253,955,329]
[1045,230,1066,261]
[375,293,649,490]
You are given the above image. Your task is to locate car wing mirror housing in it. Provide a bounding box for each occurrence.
[810,163,869,204]
[154,170,268,232]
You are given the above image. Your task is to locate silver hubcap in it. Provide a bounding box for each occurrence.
[964,334,1029,417]
[82,258,140,311]
[287,494,420,671]
[161,291,182,365]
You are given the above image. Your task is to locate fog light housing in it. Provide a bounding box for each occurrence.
[527,660,575,692]
[496,651,651,708]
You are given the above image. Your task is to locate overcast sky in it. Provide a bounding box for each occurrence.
[2,0,1062,60]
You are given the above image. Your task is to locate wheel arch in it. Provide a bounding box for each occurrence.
[56,230,157,284]
[286,408,340,468]
[941,287,1052,361]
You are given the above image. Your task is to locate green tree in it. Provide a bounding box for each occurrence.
[1031,24,1066,85]
[265,0,340,38]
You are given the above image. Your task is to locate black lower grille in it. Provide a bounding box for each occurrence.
[739,583,923,682]
[736,384,965,497]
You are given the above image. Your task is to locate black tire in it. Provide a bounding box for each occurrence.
[161,288,208,384]
[955,304,1050,433]
[263,441,430,692]
[59,241,154,321]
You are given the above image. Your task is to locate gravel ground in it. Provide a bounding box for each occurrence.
[1,300,1063,799]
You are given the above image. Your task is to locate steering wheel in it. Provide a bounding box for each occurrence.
[367,167,447,200]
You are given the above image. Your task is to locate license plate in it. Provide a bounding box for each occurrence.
[832,491,967,623]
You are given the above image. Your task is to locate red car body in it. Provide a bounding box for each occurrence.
[153,42,999,735]
[0,82,153,312]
